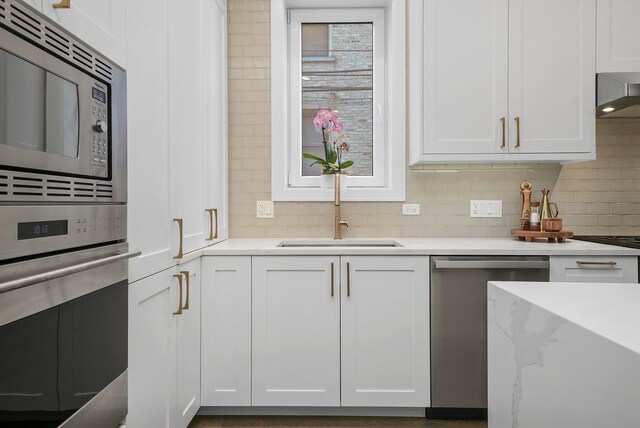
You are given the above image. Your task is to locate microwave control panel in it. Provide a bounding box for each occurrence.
[90,85,108,169]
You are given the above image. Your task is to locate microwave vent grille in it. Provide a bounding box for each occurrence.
[0,173,114,201]
[0,0,114,83]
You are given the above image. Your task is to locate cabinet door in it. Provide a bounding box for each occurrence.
[201,256,251,406]
[173,260,201,428]
[419,0,508,155]
[597,0,640,72]
[252,256,340,406]
[509,0,595,154]
[203,0,228,244]
[128,268,177,428]
[41,0,126,67]
[127,0,176,282]
[341,256,430,407]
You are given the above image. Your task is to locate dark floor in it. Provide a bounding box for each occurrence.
[188,416,487,428]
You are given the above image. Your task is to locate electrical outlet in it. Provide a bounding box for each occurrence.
[470,200,502,218]
[402,203,420,216]
[256,201,274,218]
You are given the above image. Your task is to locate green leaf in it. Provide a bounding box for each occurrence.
[302,153,326,163]
[339,160,354,169]
[327,150,338,164]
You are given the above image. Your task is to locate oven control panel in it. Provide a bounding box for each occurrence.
[90,85,109,169]
[1,205,126,262]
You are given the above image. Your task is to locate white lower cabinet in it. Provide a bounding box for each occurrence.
[341,256,430,407]
[251,256,341,406]
[128,259,201,428]
[201,256,252,406]
[248,255,430,408]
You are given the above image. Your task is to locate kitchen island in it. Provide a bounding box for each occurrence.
[488,281,640,428]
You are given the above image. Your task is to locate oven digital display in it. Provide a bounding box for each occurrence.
[18,220,68,240]
[92,87,106,103]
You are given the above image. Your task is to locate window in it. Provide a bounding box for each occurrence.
[271,0,405,201]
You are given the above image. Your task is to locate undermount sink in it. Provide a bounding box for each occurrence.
[277,239,403,248]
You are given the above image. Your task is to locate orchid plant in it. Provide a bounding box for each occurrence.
[302,109,353,175]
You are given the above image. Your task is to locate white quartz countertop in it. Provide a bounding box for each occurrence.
[489,281,640,355]
[198,237,640,256]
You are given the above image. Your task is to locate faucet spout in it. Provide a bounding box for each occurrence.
[333,174,348,239]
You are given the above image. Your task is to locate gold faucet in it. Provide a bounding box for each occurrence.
[334,174,348,239]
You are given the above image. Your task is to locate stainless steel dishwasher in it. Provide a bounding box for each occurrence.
[428,255,550,419]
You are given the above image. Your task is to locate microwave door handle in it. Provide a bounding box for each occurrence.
[0,250,141,294]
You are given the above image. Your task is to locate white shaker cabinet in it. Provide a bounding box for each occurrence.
[128,260,201,428]
[252,256,341,407]
[201,256,252,406]
[550,256,639,283]
[40,0,127,68]
[597,0,640,72]
[341,256,430,407]
[408,0,596,164]
[127,0,228,282]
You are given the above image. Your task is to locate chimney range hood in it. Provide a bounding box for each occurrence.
[597,73,640,118]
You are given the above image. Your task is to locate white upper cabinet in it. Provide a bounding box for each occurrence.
[41,0,127,67]
[408,0,596,164]
[509,0,596,155]
[596,0,640,72]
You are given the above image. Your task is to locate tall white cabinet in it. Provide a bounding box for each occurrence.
[408,0,596,164]
[596,0,640,72]
[127,0,228,283]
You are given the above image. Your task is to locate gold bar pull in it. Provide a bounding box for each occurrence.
[52,0,70,8]
[180,271,190,310]
[576,261,617,266]
[173,274,183,315]
[500,117,506,148]
[205,208,218,241]
[514,117,521,148]
[173,218,183,259]
[346,262,351,297]
[330,262,334,297]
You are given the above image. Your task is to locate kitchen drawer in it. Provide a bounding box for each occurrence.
[550,256,638,283]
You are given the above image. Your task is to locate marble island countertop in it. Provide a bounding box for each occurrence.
[198,237,640,256]
[488,281,640,427]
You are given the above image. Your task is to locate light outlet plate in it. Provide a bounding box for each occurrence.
[256,200,274,218]
[402,203,420,216]
[470,200,502,218]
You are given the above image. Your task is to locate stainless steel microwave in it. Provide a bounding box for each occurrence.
[0,0,126,204]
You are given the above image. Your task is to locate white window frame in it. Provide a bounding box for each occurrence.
[271,0,405,201]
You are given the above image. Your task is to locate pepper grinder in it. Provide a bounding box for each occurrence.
[520,181,532,230]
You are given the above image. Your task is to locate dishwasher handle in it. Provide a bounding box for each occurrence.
[433,260,550,270]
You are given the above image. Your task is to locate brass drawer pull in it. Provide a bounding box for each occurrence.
[330,262,334,297]
[576,261,617,266]
[173,218,183,259]
[206,208,218,241]
[514,117,521,148]
[346,262,351,297]
[173,274,183,315]
[500,117,506,148]
[52,0,70,9]
[180,271,190,310]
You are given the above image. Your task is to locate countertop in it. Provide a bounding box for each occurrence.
[197,237,640,256]
[489,281,640,355]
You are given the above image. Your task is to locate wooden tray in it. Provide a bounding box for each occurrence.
[511,229,574,243]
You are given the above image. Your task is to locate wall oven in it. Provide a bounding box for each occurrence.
[0,1,134,427]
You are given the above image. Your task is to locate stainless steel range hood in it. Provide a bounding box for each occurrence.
[597,73,640,118]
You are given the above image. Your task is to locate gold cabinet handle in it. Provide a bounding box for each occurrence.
[500,117,506,148]
[576,261,617,266]
[52,0,70,8]
[346,262,350,297]
[330,262,334,297]
[180,271,190,310]
[173,218,183,259]
[173,274,183,315]
[514,117,521,148]
[205,208,218,241]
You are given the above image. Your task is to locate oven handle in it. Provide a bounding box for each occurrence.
[0,250,141,294]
